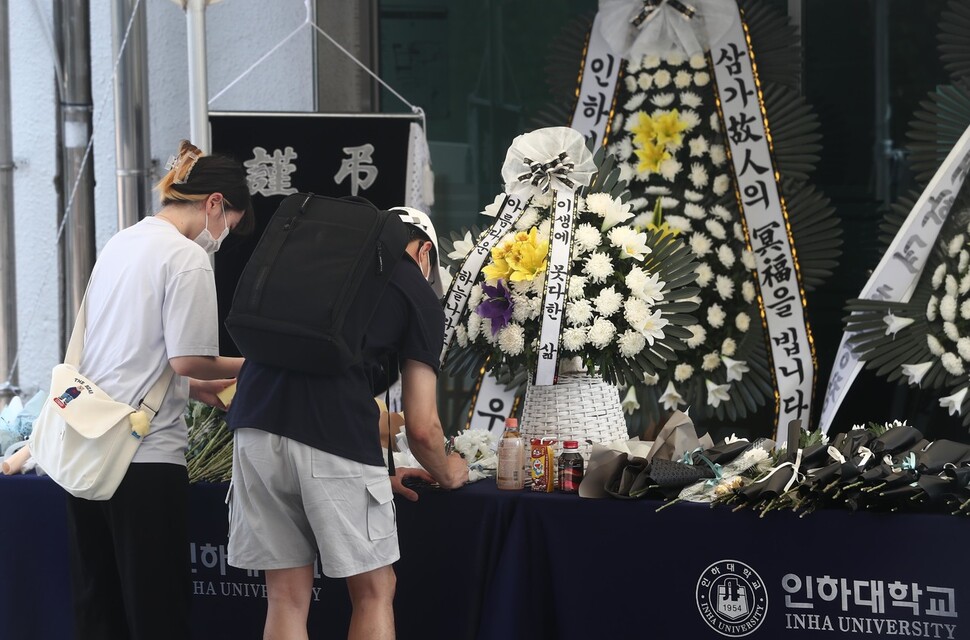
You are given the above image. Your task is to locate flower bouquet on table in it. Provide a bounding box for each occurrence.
[393,428,497,483]
[441,126,702,445]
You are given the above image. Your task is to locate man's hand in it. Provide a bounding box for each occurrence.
[437,452,469,490]
[390,467,436,502]
[189,378,236,410]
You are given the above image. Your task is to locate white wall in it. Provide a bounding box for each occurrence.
[10,0,315,395]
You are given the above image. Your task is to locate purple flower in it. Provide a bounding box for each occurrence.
[476,280,515,336]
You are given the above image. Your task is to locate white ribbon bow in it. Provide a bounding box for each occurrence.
[598,0,740,58]
[500,127,597,198]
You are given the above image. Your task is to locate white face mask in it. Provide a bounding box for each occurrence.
[193,202,230,254]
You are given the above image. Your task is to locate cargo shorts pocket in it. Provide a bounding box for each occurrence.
[365,479,396,541]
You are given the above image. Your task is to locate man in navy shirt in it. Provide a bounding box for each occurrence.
[227,207,467,640]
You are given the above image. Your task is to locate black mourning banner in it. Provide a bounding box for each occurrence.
[210,112,414,355]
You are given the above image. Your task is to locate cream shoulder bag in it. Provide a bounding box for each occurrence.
[29,295,174,500]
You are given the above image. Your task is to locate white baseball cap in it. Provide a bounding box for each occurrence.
[393,206,445,298]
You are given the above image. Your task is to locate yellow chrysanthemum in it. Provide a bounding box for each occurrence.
[653,110,688,148]
[630,111,656,148]
[634,142,670,175]
[482,228,548,282]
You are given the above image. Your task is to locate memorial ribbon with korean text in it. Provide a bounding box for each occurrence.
[819,122,970,432]
[708,7,815,443]
[571,12,621,149]
[534,190,578,386]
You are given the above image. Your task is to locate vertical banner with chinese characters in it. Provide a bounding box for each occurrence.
[534,190,576,386]
[210,112,414,355]
[708,13,815,442]
[819,123,970,432]
[439,194,527,366]
[570,12,621,148]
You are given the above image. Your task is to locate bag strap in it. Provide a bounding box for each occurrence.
[64,287,175,423]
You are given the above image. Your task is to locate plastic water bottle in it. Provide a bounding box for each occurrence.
[496,418,525,490]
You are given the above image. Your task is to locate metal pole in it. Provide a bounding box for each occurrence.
[55,0,96,356]
[185,0,210,153]
[112,0,152,229]
[0,0,19,407]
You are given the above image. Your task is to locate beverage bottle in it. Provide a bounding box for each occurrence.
[496,418,525,490]
[558,440,584,494]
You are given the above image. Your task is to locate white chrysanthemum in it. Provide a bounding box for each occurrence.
[659,158,682,181]
[666,52,685,66]
[694,71,710,86]
[455,325,468,348]
[574,223,602,254]
[624,297,650,328]
[688,135,708,157]
[949,234,965,257]
[482,318,497,345]
[624,75,638,93]
[674,70,692,89]
[627,55,643,73]
[645,185,671,195]
[514,207,540,231]
[686,324,707,348]
[695,263,714,287]
[722,337,737,357]
[618,330,647,358]
[497,323,525,356]
[625,266,648,291]
[709,111,720,130]
[709,204,731,221]
[615,137,634,162]
[467,312,481,341]
[632,213,652,229]
[741,250,756,270]
[958,337,970,361]
[736,312,751,332]
[961,274,970,295]
[945,321,961,343]
[618,162,636,185]
[684,203,705,219]
[537,219,551,243]
[684,190,704,203]
[962,299,970,320]
[562,327,588,352]
[710,144,726,166]
[644,55,661,69]
[715,275,735,300]
[566,299,594,326]
[468,283,484,309]
[608,225,637,249]
[702,352,721,371]
[625,93,647,111]
[674,363,694,382]
[926,295,939,321]
[681,91,702,108]
[651,92,675,108]
[637,73,653,90]
[568,276,586,300]
[654,69,672,87]
[588,317,617,349]
[583,252,614,282]
[665,215,691,232]
[594,286,624,316]
[942,352,965,376]
[734,222,746,242]
[932,264,947,289]
[689,232,713,257]
[742,280,756,303]
[941,294,958,322]
[946,275,959,297]
[717,244,736,268]
[689,163,709,189]
[928,334,945,356]
[511,293,530,323]
[706,219,727,240]
[713,174,730,195]
[679,109,701,129]
[708,303,726,328]
[689,54,706,69]
[537,189,558,206]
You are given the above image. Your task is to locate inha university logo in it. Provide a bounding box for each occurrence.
[696,559,768,637]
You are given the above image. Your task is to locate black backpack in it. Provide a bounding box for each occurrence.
[225,193,409,375]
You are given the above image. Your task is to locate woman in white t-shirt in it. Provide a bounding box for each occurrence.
[66,140,253,640]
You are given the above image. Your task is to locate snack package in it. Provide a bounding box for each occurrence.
[530,438,556,492]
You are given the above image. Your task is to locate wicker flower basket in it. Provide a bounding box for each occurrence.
[519,372,628,457]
